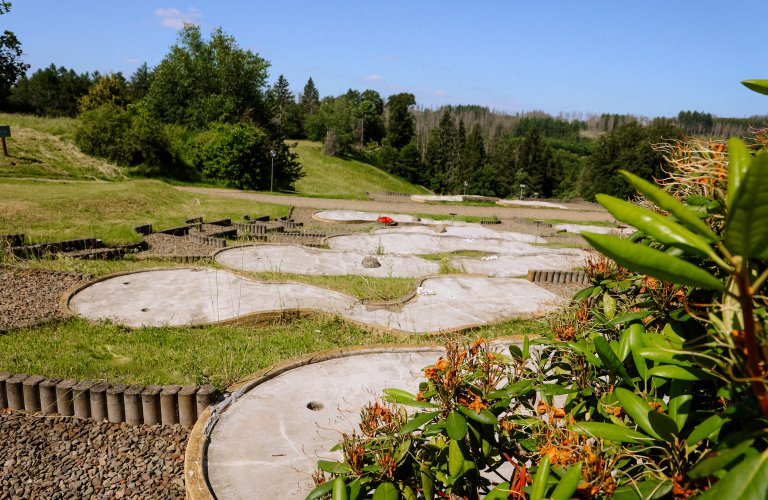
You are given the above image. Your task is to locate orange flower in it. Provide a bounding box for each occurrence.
[468,395,489,414]
[435,358,450,371]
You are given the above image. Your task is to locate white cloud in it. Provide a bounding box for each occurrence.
[361,74,382,82]
[155,7,201,29]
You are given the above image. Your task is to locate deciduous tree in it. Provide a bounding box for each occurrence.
[143,25,271,129]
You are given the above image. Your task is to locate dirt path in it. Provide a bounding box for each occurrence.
[176,187,613,223]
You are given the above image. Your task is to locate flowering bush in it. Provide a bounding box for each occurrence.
[309,81,768,500]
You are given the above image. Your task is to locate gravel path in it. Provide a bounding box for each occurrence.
[176,187,613,222]
[0,267,89,332]
[0,410,187,499]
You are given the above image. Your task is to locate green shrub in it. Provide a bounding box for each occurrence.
[187,123,303,190]
[75,103,195,180]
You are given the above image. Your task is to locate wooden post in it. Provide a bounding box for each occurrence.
[0,126,10,156]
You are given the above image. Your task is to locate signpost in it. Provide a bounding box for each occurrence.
[0,126,9,156]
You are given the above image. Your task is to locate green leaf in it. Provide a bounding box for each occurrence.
[635,347,690,365]
[382,388,438,409]
[697,448,768,500]
[688,439,754,479]
[568,422,651,443]
[537,383,579,396]
[448,439,465,478]
[420,465,434,500]
[398,411,438,435]
[573,286,595,301]
[603,292,617,320]
[617,327,632,362]
[382,388,417,399]
[458,405,498,425]
[620,169,719,241]
[597,194,717,258]
[594,335,633,387]
[446,411,467,440]
[615,387,676,440]
[318,460,353,474]
[727,137,751,209]
[725,151,768,259]
[529,454,551,500]
[549,462,583,500]
[687,414,729,445]
[484,482,511,500]
[306,480,336,500]
[742,79,768,96]
[646,365,717,381]
[401,485,416,500]
[371,482,398,500]
[627,323,648,380]
[668,380,693,432]
[609,311,651,328]
[582,232,724,291]
[332,477,349,500]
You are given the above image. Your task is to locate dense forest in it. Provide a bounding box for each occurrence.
[3,10,767,199]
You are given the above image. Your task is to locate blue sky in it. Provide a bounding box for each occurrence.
[5,1,768,118]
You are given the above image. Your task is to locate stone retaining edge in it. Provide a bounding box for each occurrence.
[0,371,217,428]
[527,269,589,285]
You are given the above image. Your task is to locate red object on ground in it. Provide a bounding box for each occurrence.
[377,216,396,225]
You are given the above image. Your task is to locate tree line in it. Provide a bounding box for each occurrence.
[3,6,768,199]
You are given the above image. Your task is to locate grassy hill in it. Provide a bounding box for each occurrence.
[292,140,430,198]
[0,114,429,198]
[0,113,125,181]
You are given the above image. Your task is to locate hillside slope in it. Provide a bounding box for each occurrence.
[292,141,430,198]
[0,113,124,181]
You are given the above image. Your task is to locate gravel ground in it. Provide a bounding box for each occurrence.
[0,410,187,499]
[0,267,89,332]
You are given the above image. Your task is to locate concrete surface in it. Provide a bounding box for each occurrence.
[216,244,583,279]
[68,269,560,332]
[312,210,424,224]
[497,199,568,209]
[202,347,449,499]
[325,230,558,255]
[215,244,440,278]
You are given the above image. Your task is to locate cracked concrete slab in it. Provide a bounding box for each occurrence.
[68,269,560,332]
[215,244,440,278]
[202,345,520,499]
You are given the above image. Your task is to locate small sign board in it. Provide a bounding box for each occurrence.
[0,126,10,138]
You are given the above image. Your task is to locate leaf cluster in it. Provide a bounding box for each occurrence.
[311,81,768,499]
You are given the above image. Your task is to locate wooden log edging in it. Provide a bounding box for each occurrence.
[527,269,589,285]
[0,372,218,427]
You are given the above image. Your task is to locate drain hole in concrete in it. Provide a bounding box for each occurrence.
[140,308,149,312]
[306,401,324,411]
[123,282,130,285]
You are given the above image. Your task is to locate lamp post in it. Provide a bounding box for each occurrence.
[269,149,276,192]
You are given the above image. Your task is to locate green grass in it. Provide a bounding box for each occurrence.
[0,112,80,139]
[0,179,290,244]
[292,141,430,198]
[419,250,496,261]
[239,271,416,302]
[0,316,546,389]
[0,113,124,181]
